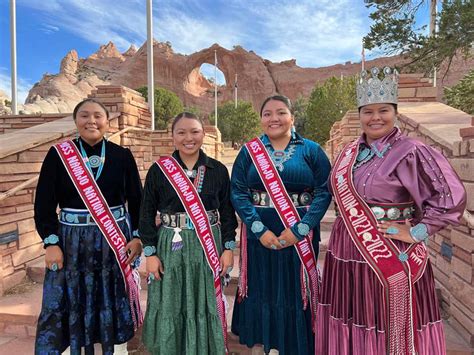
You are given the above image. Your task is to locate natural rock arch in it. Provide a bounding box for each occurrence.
[184,62,226,98]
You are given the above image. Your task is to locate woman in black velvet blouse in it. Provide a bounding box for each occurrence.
[34,98,142,355]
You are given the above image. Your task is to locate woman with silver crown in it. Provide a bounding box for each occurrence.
[34,98,143,354]
[315,67,466,354]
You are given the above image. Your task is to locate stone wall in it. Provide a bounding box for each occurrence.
[398,73,437,102]
[400,116,474,347]
[0,85,222,296]
[0,113,66,134]
[0,125,76,296]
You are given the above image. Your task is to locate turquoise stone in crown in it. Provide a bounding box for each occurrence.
[356,67,399,108]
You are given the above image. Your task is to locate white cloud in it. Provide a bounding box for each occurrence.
[40,23,59,35]
[241,0,370,67]
[16,0,371,67]
[0,67,34,104]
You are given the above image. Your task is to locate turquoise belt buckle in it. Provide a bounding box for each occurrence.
[185,215,194,230]
[113,209,122,220]
[65,213,76,223]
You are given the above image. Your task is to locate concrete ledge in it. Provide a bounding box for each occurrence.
[0,116,75,159]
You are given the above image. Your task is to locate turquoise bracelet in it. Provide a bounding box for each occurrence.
[410,223,429,242]
[44,234,59,245]
[224,240,237,250]
[144,245,157,257]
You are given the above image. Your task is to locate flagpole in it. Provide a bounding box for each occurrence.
[430,0,437,87]
[361,42,365,72]
[214,49,218,128]
[10,0,18,115]
[234,73,238,109]
[147,0,155,130]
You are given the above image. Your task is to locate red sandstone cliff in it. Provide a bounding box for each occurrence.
[5,41,473,115]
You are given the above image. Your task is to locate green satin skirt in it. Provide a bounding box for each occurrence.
[142,225,225,355]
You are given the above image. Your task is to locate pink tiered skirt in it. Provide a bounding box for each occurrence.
[316,218,446,355]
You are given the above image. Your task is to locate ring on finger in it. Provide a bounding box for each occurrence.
[270,244,277,250]
[387,226,399,235]
[279,240,287,246]
[51,263,58,272]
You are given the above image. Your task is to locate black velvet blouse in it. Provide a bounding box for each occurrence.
[34,138,143,241]
[139,150,238,250]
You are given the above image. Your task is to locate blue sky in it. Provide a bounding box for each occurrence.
[0,0,431,103]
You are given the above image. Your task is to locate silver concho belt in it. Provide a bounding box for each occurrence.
[251,190,313,207]
[160,209,219,229]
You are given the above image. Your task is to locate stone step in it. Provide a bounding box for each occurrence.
[0,278,237,336]
[0,280,243,353]
[1,279,472,354]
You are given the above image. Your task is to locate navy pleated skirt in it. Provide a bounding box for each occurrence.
[35,218,135,355]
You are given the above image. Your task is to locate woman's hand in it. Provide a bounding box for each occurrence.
[378,219,415,244]
[277,228,299,248]
[219,250,234,277]
[45,245,64,271]
[146,255,164,281]
[125,238,143,264]
[259,230,282,250]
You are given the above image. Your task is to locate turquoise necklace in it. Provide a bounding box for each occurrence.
[79,139,106,180]
[371,143,391,158]
[354,142,391,170]
[184,166,206,193]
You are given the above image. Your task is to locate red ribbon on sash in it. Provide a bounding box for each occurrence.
[331,139,428,354]
[54,140,143,329]
[244,138,320,330]
[156,156,228,353]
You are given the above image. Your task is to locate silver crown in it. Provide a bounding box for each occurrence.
[356,67,399,108]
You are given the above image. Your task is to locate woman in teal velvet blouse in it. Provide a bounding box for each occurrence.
[230,95,331,355]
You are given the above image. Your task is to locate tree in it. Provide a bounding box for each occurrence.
[136,86,184,129]
[209,100,260,144]
[364,0,473,73]
[184,106,202,117]
[293,95,309,137]
[444,69,474,114]
[305,76,357,144]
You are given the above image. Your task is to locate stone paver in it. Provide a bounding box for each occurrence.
[0,116,75,159]
[398,102,472,148]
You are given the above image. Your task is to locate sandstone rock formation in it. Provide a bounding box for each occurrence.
[0,90,10,114]
[6,40,474,116]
